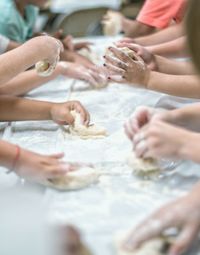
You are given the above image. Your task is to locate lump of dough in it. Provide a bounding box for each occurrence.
[127,153,160,176]
[69,110,107,139]
[115,235,172,255]
[44,167,100,191]
[103,11,122,36]
[35,60,55,77]
[106,47,144,64]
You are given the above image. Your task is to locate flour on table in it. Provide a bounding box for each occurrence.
[44,167,100,191]
[68,111,107,139]
[127,153,160,176]
[115,233,172,255]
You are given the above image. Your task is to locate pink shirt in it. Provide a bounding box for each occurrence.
[137,0,187,29]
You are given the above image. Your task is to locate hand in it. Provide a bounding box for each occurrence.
[115,42,158,71]
[74,41,93,51]
[133,119,190,159]
[104,47,150,86]
[58,62,106,88]
[14,150,76,182]
[62,35,74,51]
[124,106,166,141]
[50,101,90,126]
[117,37,136,44]
[123,189,200,255]
[29,36,64,67]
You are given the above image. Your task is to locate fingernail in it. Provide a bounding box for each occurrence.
[103,63,106,66]
[108,47,112,50]
[103,55,106,58]
[122,76,125,79]
[108,77,111,80]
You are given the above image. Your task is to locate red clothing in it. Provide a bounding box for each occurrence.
[137,0,187,29]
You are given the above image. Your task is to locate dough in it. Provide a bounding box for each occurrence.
[35,60,56,77]
[44,167,100,191]
[103,11,122,36]
[127,153,160,176]
[106,47,144,64]
[69,111,107,139]
[115,235,172,255]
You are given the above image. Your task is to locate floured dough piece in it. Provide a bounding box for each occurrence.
[127,153,160,176]
[115,234,172,255]
[44,167,100,191]
[69,111,107,139]
[35,60,56,77]
[106,47,145,64]
[103,11,122,36]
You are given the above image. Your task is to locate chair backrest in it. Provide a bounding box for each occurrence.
[53,7,109,37]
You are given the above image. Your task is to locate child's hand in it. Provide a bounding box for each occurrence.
[14,150,76,181]
[123,190,200,255]
[62,35,74,51]
[74,41,93,51]
[57,62,104,88]
[115,42,158,71]
[133,119,190,159]
[124,106,167,141]
[104,47,150,86]
[50,101,90,126]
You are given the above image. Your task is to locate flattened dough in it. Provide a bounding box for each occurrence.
[44,167,100,191]
[115,233,172,255]
[69,111,107,139]
[127,153,160,176]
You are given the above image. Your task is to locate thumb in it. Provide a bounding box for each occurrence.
[50,152,65,159]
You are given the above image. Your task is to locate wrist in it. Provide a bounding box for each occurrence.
[178,131,195,159]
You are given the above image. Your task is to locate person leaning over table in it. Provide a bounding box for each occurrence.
[120,0,200,254]
[103,0,187,38]
[0,35,90,183]
[0,0,95,68]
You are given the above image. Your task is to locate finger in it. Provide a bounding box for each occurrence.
[107,75,125,83]
[104,63,125,76]
[169,224,200,255]
[64,112,74,125]
[104,54,128,70]
[124,121,134,140]
[123,218,165,251]
[74,103,90,125]
[116,42,140,54]
[134,139,148,158]
[49,153,65,159]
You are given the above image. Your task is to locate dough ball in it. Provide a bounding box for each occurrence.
[69,111,107,139]
[115,235,172,255]
[106,47,144,64]
[103,11,122,36]
[35,61,55,77]
[45,167,100,191]
[127,153,160,176]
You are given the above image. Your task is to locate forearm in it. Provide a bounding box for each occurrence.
[0,96,53,121]
[169,103,200,131]
[147,72,200,98]
[0,37,56,86]
[0,140,18,169]
[122,19,155,38]
[179,132,200,163]
[6,40,21,51]
[155,56,195,75]
[147,37,187,58]
[0,67,61,96]
[134,24,184,46]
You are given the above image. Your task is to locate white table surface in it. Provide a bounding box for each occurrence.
[0,36,200,255]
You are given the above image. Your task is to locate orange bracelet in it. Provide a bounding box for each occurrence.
[11,145,21,172]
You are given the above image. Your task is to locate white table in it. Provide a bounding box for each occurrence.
[0,36,200,255]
